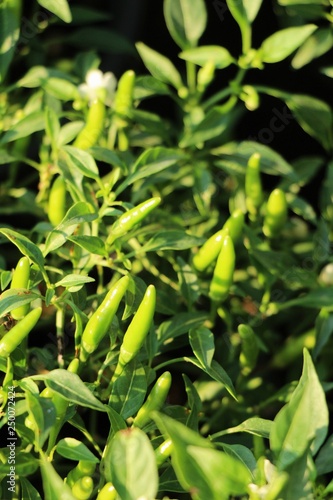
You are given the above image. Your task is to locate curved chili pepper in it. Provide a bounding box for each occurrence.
[107,197,161,245]
[0,307,42,358]
[133,371,172,428]
[66,461,96,488]
[10,256,30,320]
[48,176,67,226]
[209,234,235,302]
[73,98,106,150]
[192,228,228,273]
[113,70,135,129]
[112,285,156,380]
[245,152,263,216]
[71,476,94,499]
[80,275,130,362]
[222,208,245,243]
[263,188,288,238]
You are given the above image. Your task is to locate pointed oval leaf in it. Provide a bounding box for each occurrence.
[55,438,99,462]
[260,25,317,63]
[285,94,333,152]
[179,45,234,68]
[136,42,183,89]
[110,427,158,500]
[32,369,107,412]
[163,0,207,49]
[36,0,72,23]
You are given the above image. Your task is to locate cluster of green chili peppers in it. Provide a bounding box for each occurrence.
[192,152,288,305]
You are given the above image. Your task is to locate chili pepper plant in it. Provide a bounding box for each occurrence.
[0,0,333,499]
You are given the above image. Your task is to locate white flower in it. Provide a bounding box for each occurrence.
[78,69,117,106]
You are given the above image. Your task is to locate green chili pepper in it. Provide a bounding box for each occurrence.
[209,235,235,302]
[197,61,215,92]
[112,284,156,380]
[245,152,263,216]
[192,228,228,273]
[113,70,135,129]
[133,371,172,428]
[222,208,245,243]
[96,483,117,500]
[238,324,259,375]
[263,188,288,238]
[10,256,30,320]
[0,307,42,358]
[80,275,129,362]
[155,438,173,467]
[66,461,96,488]
[48,176,67,226]
[73,98,106,150]
[71,476,94,500]
[107,197,161,245]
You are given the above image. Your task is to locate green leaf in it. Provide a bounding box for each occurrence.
[179,106,231,147]
[64,28,134,55]
[0,0,21,84]
[31,369,107,412]
[36,0,72,23]
[285,94,333,151]
[183,374,202,431]
[314,310,333,360]
[196,359,237,400]
[187,445,252,499]
[0,111,45,145]
[136,42,183,89]
[54,274,95,291]
[179,45,234,68]
[163,0,207,49]
[40,453,76,500]
[0,289,40,317]
[221,443,257,478]
[67,235,107,257]
[0,228,46,275]
[109,427,158,500]
[243,0,263,22]
[189,327,215,369]
[25,391,57,448]
[90,147,125,169]
[226,0,248,30]
[20,477,43,500]
[292,27,333,69]
[62,146,100,180]
[142,230,204,253]
[43,77,80,101]
[153,411,214,494]
[109,360,147,419]
[58,121,85,147]
[177,256,200,307]
[134,75,170,100]
[115,147,185,196]
[212,417,273,439]
[0,450,39,476]
[43,201,97,256]
[45,107,60,153]
[212,140,297,179]
[315,434,333,475]
[270,349,329,470]
[157,312,208,346]
[278,287,333,310]
[259,25,317,63]
[55,438,99,462]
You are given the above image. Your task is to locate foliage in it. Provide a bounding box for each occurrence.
[0,0,333,498]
